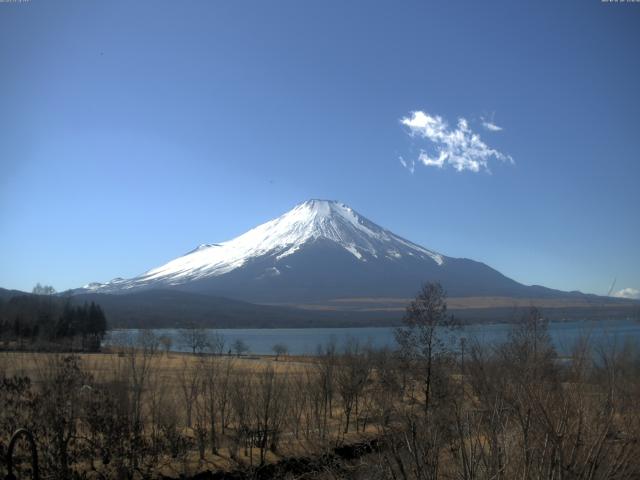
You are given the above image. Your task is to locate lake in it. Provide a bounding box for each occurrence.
[105,318,640,356]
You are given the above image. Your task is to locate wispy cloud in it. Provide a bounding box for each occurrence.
[400,110,513,173]
[481,118,503,132]
[399,156,415,174]
[613,287,640,300]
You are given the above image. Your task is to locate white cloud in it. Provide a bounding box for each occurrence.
[400,110,513,173]
[482,119,503,131]
[399,156,415,174]
[480,113,504,132]
[613,288,640,300]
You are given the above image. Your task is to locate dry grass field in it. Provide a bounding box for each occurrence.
[1,350,312,379]
[0,347,381,478]
[3,306,640,479]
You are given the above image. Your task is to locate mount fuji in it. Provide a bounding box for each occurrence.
[79,199,575,303]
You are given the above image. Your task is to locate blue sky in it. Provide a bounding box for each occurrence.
[1,0,639,297]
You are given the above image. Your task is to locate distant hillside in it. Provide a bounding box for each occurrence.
[70,290,395,328]
[65,290,640,328]
[0,287,28,301]
[2,287,638,329]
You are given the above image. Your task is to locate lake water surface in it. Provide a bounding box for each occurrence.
[106,318,640,356]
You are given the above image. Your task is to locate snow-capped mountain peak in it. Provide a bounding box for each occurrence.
[85,200,444,293]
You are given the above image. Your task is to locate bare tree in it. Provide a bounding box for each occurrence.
[198,334,227,455]
[158,334,172,356]
[383,282,459,480]
[316,338,337,425]
[370,346,402,428]
[251,365,288,464]
[336,339,371,434]
[32,283,56,295]
[33,354,89,478]
[216,354,235,436]
[395,282,457,414]
[272,343,288,361]
[127,330,159,473]
[229,371,252,461]
[180,324,211,355]
[232,338,249,357]
[178,357,202,429]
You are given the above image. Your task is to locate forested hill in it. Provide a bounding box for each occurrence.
[0,288,107,351]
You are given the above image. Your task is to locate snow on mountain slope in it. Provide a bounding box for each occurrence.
[84,200,445,293]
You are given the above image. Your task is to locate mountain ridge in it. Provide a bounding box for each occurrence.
[74,200,607,304]
[82,199,446,295]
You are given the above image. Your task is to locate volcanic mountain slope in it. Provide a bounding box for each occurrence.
[81,199,583,303]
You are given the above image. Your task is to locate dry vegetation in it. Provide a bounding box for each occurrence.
[2,284,640,479]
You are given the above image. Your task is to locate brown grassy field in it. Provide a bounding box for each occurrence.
[0,348,380,477]
[3,308,640,479]
[1,350,312,378]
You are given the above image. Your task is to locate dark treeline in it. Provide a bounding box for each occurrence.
[0,285,107,351]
